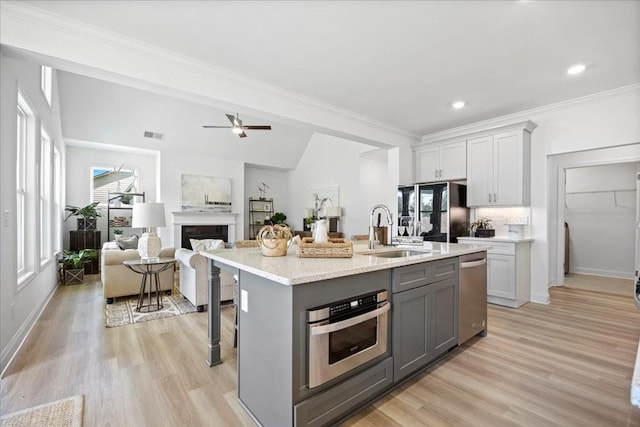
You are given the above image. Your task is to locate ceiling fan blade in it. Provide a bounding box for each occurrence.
[238,130,248,138]
[243,125,272,130]
[202,125,232,128]
[225,114,236,125]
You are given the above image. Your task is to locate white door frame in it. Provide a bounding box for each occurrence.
[548,143,640,288]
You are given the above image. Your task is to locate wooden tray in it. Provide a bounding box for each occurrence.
[297,237,353,258]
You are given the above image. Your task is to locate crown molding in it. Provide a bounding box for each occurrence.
[1,1,418,145]
[417,83,640,146]
[64,138,160,156]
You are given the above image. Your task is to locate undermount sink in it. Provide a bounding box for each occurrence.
[367,249,423,258]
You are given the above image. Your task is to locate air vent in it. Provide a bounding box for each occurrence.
[143,131,164,140]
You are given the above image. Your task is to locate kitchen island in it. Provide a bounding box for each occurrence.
[201,241,487,427]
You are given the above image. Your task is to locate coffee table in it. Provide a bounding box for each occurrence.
[123,258,175,312]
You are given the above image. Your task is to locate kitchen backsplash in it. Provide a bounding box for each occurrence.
[472,206,532,238]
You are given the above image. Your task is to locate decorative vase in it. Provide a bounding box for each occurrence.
[313,219,329,243]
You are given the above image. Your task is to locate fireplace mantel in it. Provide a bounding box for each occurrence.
[172,211,238,245]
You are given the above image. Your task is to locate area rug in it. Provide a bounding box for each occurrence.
[0,394,83,427]
[105,293,198,327]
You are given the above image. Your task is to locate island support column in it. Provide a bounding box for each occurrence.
[207,260,222,366]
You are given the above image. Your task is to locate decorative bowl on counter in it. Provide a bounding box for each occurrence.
[256,224,293,257]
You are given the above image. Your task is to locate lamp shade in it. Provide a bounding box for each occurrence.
[325,206,342,218]
[132,203,166,228]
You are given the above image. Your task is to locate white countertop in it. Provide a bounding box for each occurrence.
[458,236,534,243]
[633,339,640,408]
[201,241,489,286]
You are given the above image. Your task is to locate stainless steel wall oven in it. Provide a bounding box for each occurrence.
[307,290,389,388]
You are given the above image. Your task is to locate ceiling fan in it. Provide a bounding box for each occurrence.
[202,113,271,138]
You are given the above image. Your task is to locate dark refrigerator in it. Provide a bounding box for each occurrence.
[397,183,469,243]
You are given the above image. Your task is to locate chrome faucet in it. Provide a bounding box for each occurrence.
[369,204,393,250]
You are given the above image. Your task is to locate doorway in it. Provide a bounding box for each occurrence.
[548,143,640,294]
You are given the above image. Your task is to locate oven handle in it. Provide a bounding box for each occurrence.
[309,302,389,336]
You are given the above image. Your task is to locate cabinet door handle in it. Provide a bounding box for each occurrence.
[488,193,492,203]
[435,169,438,179]
[493,193,497,204]
[439,169,442,178]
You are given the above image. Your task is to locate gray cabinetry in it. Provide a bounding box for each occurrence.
[392,258,459,383]
[294,357,393,427]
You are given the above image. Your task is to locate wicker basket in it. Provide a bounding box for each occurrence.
[297,238,353,258]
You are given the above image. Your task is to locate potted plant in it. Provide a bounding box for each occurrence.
[470,218,495,238]
[303,216,315,232]
[64,202,102,230]
[271,212,287,225]
[112,229,123,240]
[59,249,98,284]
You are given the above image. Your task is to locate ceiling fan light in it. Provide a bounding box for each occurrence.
[232,126,243,134]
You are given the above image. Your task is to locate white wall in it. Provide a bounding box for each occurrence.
[564,162,638,278]
[287,133,397,240]
[0,53,66,374]
[244,165,290,238]
[359,149,397,235]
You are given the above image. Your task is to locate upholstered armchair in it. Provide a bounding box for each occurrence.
[175,248,235,311]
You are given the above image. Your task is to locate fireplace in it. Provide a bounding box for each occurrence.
[172,211,237,249]
[181,225,228,249]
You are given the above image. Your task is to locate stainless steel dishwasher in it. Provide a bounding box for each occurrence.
[458,252,488,344]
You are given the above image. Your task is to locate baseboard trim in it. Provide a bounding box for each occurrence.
[0,284,58,377]
[570,268,634,280]
[531,292,551,305]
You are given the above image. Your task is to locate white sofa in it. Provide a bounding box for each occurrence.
[175,248,235,311]
[101,242,176,303]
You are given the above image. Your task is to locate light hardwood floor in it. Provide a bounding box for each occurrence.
[1,276,639,426]
[564,272,635,297]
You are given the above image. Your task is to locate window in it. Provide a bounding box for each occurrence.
[91,166,137,205]
[40,65,52,106]
[40,127,52,263]
[53,147,62,254]
[16,104,27,274]
[16,91,35,283]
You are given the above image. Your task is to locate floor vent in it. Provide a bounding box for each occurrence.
[143,131,164,140]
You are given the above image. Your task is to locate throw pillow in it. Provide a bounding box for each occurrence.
[117,235,139,250]
[190,238,225,251]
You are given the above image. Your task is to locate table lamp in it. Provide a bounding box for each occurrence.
[132,202,166,262]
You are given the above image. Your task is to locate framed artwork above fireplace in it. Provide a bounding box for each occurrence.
[181,174,232,213]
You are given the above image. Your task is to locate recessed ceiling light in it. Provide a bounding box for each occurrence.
[452,101,465,109]
[567,63,586,75]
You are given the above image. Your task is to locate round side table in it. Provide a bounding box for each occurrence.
[123,258,175,312]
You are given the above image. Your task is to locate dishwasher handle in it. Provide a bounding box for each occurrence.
[460,258,487,269]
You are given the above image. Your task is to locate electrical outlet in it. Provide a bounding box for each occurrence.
[3,210,9,227]
[241,290,248,313]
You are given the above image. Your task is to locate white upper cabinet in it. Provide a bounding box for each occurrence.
[414,140,466,183]
[467,136,493,206]
[466,121,536,207]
